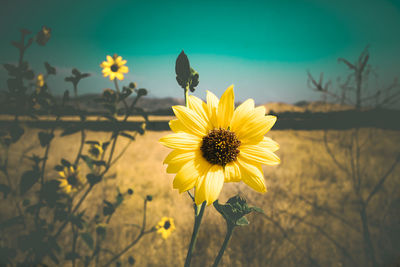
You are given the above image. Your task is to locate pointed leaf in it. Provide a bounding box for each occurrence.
[80,233,94,250]
[236,216,249,226]
[20,170,40,195]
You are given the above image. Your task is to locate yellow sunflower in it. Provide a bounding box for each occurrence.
[88,142,104,160]
[37,74,45,88]
[57,166,84,194]
[156,217,176,239]
[100,55,129,81]
[159,85,280,206]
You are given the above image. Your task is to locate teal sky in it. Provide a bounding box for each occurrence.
[1,0,400,103]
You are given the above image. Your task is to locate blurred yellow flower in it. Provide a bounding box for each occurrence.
[36,26,51,46]
[159,85,280,206]
[100,55,129,81]
[58,166,84,194]
[88,142,104,159]
[36,74,44,88]
[156,217,175,239]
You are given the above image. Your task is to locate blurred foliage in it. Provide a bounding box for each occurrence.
[0,26,160,266]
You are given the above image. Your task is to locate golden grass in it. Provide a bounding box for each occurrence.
[2,128,400,266]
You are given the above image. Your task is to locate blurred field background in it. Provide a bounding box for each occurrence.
[3,123,400,266]
[2,1,400,266]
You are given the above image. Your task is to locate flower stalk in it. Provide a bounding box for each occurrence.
[184,201,206,267]
[212,222,234,267]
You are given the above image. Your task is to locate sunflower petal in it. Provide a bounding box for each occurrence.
[206,90,219,128]
[172,106,208,136]
[169,119,186,133]
[195,165,224,205]
[188,95,212,131]
[234,114,277,144]
[100,61,110,68]
[119,66,129,73]
[240,143,280,165]
[237,157,267,193]
[173,154,209,193]
[159,132,201,150]
[164,150,196,173]
[115,73,124,80]
[230,99,255,131]
[217,85,235,129]
[259,136,280,152]
[224,161,241,182]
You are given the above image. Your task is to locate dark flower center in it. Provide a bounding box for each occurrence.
[67,175,78,186]
[201,128,241,166]
[110,64,119,72]
[89,146,100,157]
[163,220,171,230]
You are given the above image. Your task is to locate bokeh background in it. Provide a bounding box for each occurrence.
[1,0,400,266]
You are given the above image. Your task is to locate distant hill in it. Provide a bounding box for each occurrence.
[264,101,354,113]
[0,92,360,115]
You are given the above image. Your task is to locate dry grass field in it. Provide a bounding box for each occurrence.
[2,127,400,266]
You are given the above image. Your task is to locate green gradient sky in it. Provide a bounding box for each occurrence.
[1,0,400,103]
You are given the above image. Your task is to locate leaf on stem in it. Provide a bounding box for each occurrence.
[20,170,40,195]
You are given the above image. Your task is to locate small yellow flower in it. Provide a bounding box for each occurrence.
[36,26,51,46]
[100,55,129,81]
[88,142,104,159]
[58,166,84,194]
[156,217,175,239]
[36,74,44,89]
[159,85,280,206]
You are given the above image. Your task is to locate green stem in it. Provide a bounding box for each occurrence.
[101,199,153,267]
[114,79,129,113]
[184,202,206,267]
[184,87,189,107]
[212,223,234,267]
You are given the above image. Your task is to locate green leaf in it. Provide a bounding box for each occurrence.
[80,232,94,250]
[86,173,102,186]
[96,225,107,239]
[85,140,100,145]
[54,165,64,171]
[41,180,62,207]
[0,184,11,199]
[61,125,82,136]
[61,158,71,167]
[120,132,135,140]
[81,155,93,169]
[44,62,56,75]
[20,170,40,195]
[103,200,115,216]
[236,216,249,226]
[38,132,54,147]
[70,212,85,229]
[48,250,59,264]
[249,206,264,214]
[24,70,35,80]
[3,64,18,76]
[175,50,191,83]
[93,160,106,166]
[72,68,81,77]
[116,191,124,207]
[9,124,24,143]
[102,141,110,151]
